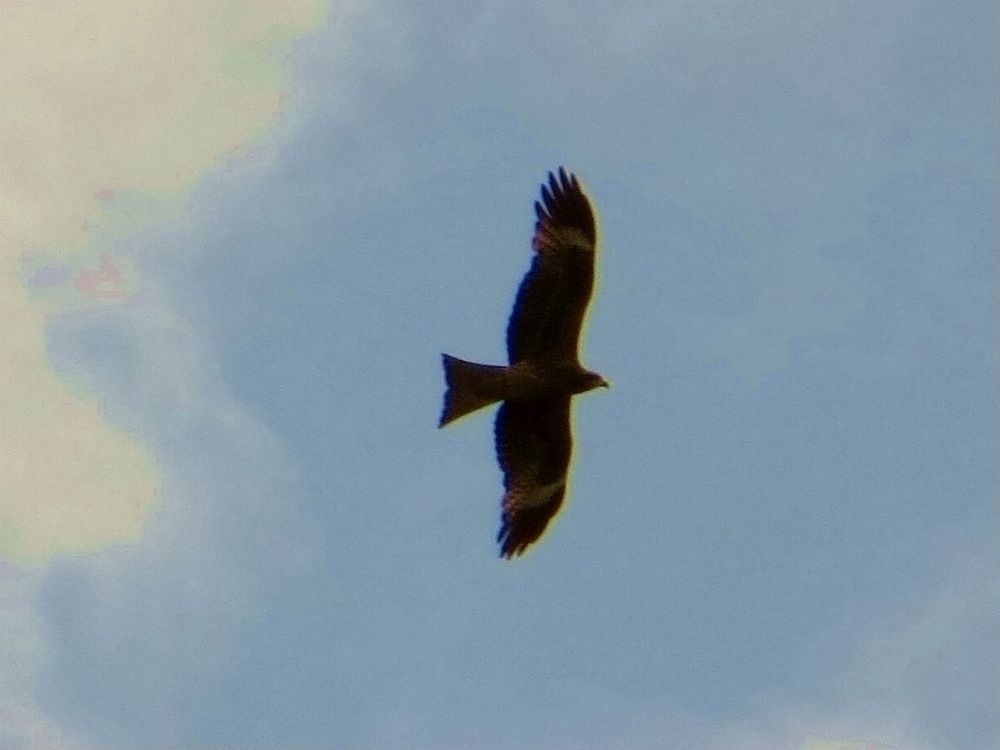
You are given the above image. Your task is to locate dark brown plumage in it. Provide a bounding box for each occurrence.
[439,168,607,558]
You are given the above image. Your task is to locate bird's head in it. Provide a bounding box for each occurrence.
[576,369,610,393]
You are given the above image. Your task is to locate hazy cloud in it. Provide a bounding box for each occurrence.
[1,0,324,563]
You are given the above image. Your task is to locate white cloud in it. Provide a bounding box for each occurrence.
[0,0,325,563]
[1,0,327,744]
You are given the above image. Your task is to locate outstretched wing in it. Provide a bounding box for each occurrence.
[494,397,573,558]
[506,168,598,364]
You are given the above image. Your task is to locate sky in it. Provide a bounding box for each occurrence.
[1,1,995,748]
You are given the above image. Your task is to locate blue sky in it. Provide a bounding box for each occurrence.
[2,2,995,748]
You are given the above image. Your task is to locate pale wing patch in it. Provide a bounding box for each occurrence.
[506,478,565,509]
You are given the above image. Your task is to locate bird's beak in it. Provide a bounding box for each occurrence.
[599,377,611,389]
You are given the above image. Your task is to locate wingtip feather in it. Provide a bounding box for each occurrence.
[530,166,596,248]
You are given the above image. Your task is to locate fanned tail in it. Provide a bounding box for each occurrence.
[439,354,507,427]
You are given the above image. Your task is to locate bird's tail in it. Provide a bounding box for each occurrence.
[439,354,508,427]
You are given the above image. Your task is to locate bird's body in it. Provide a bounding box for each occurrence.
[440,356,604,425]
[439,168,606,558]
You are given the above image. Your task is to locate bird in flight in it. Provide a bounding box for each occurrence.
[439,168,608,558]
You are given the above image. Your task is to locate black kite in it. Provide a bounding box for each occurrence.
[439,168,607,558]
